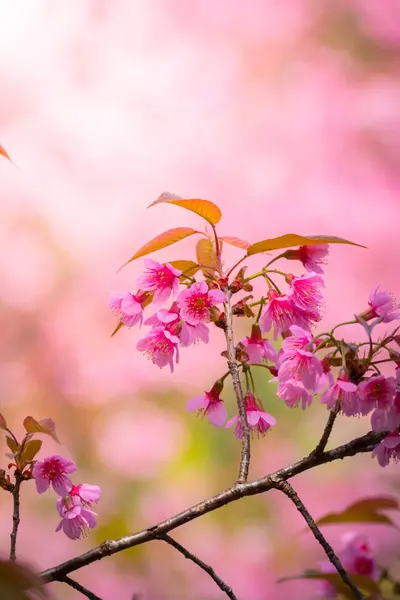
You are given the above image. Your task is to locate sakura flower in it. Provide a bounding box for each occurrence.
[144,305,180,328]
[137,326,179,372]
[32,455,76,496]
[70,483,101,507]
[177,281,225,326]
[277,378,312,409]
[372,432,400,466]
[321,376,360,416]
[358,375,396,414]
[285,244,329,274]
[56,495,97,540]
[225,393,276,439]
[241,324,277,363]
[340,533,379,580]
[259,290,315,340]
[278,326,322,390]
[109,291,144,327]
[137,259,181,306]
[180,321,210,346]
[287,272,324,314]
[359,287,400,323]
[186,384,227,427]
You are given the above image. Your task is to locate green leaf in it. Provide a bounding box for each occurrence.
[196,239,219,279]
[168,260,200,278]
[0,559,49,599]
[111,321,124,338]
[247,233,366,257]
[278,571,380,599]
[219,236,250,249]
[0,413,7,430]
[119,227,198,269]
[149,192,222,225]
[23,417,60,444]
[315,496,399,527]
[20,439,42,462]
[6,436,19,454]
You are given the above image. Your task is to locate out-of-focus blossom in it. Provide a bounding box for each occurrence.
[321,376,360,416]
[180,321,210,346]
[137,259,181,306]
[56,494,97,540]
[285,245,329,274]
[32,455,76,496]
[225,393,276,439]
[372,432,400,466]
[278,326,322,390]
[358,375,397,413]
[109,291,144,327]
[359,287,400,323]
[340,533,379,580]
[287,272,324,314]
[137,326,179,372]
[259,290,318,340]
[241,324,277,363]
[317,561,337,598]
[277,378,312,409]
[177,281,225,325]
[186,384,227,427]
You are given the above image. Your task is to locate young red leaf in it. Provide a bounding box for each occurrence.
[196,238,219,279]
[119,227,198,269]
[20,439,42,462]
[219,236,250,250]
[149,192,222,226]
[23,417,60,444]
[6,436,19,454]
[247,233,366,257]
[0,413,7,430]
[315,496,399,527]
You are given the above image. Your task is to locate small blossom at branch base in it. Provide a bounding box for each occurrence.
[225,393,276,439]
[177,281,225,325]
[241,324,277,363]
[287,272,324,314]
[359,287,400,323]
[56,495,98,540]
[277,378,313,409]
[186,385,227,427]
[321,376,360,416]
[137,259,181,306]
[284,244,329,274]
[32,455,76,496]
[358,375,397,414]
[137,326,179,372]
[109,292,144,327]
[372,432,400,466]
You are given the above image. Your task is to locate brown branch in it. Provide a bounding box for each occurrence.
[271,480,365,600]
[62,576,103,600]
[224,290,250,483]
[310,404,340,457]
[9,471,23,561]
[157,533,238,600]
[40,428,386,584]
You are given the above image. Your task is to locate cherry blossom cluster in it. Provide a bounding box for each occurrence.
[33,455,101,540]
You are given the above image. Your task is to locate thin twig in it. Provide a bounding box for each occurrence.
[9,471,23,561]
[61,575,103,600]
[310,404,340,457]
[223,290,250,483]
[158,533,238,600]
[40,428,386,584]
[272,480,365,600]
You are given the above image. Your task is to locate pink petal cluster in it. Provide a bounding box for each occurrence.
[372,433,400,467]
[137,326,180,372]
[109,292,145,328]
[358,375,397,414]
[287,272,324,316]
[321,376,360,416]
[32,455,76,496]
[225,393,276,439]
[186,385,227,427]
[137,259,181,305]
[177,281,225,325]
[359,287,400,323]
[259,289,321,340]
[241,324,277,364]
[285,244,329,274]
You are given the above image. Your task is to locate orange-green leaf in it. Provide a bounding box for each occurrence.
[149,192,222,225]
[247,234,366,257]
[168,260,200,278]
[0,145,12,162]
[111,321,124,338]
[315,496,399,527]
[196,238,218,279]
[0,413,7,430]
[6,436,19,454]
[23,417,60,444]
[20,439,42,462]
[220,236,250,250]
[0,559,49,599]
[119,227,198,269]
[278,571,380,599]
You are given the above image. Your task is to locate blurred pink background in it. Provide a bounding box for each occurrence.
[0,1,400,599]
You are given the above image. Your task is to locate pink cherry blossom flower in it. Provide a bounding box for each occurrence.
[70,484,101,507]
[180,321,210,346]
[358,375,397,414]
[359,287,400,323]
[371,392,400,432]
[32,455,76,496]
[340,533,379,580]
[241,324,277,363]
[277,378,312,409]
[56,495,97,539]
[137,259,181,306]
[278,326,322,390]
[372,432,400,466]
[144,306,180,328]
[137,326,179,372]
[177,281,225,326]
[321,376,360,416]
[109,291,144,327]
[225,393,276,439]
[287,272,324,315]
[186,385,227,427]
[259,290,317,340]
[285,245,329,274]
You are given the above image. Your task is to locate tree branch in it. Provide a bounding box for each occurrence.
[40,429,386,584]
[9,471,23,562]
[310,404,340,457]
[157,533,238,600]
[223,290,250,483]
[61,575,103,600]
[271,480,365,600]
